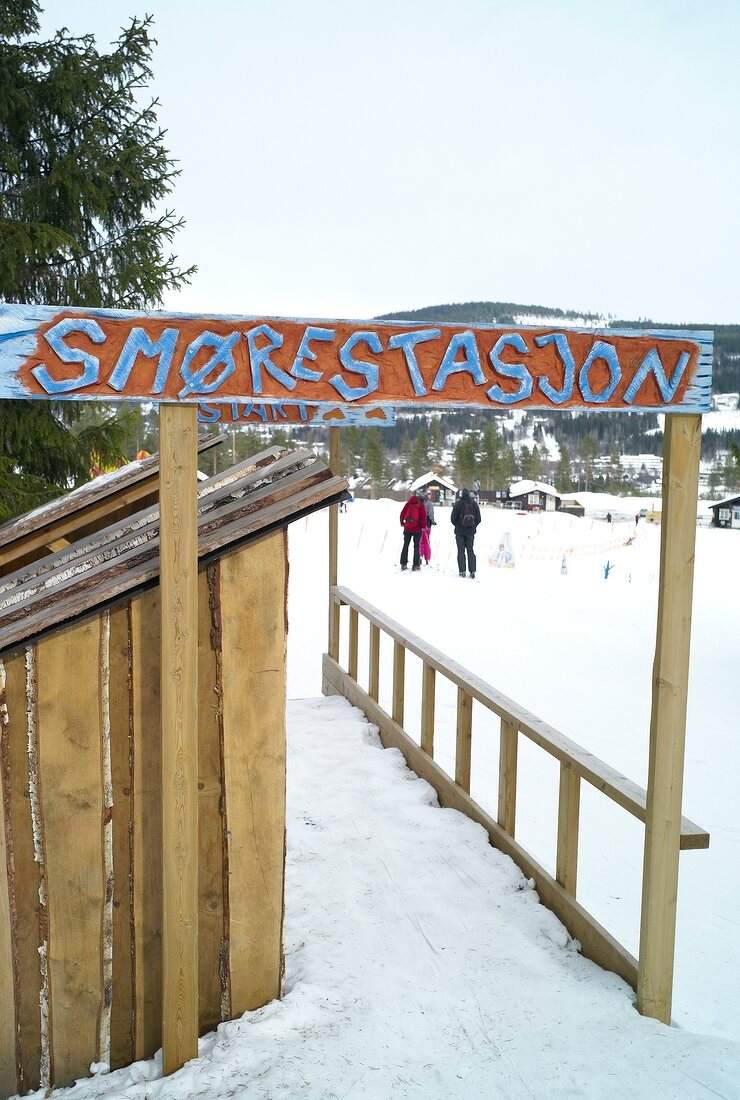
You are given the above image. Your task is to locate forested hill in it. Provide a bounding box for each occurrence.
[377,301,740,394]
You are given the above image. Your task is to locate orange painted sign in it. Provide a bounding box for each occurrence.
[0,304,713,413]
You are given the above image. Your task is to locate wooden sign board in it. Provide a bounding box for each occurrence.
[0,303,713,413]
[197,401,396,426]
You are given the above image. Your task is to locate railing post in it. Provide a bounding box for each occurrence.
[498,718,518,835]
[420,663,436,756]
[327,427,340,661]
[455,688,472,793]
[348,607,358,681]
[638,412,702,1024]
[368,622,380,701]
[556,762,580,896]
[392,642,405,727]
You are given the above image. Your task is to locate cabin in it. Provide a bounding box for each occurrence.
[709,493,740,529]
[409,471,457,503]
[0,446,348,1099]
[508,479,561,512]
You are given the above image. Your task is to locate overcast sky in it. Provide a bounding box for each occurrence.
[38,1,740,325]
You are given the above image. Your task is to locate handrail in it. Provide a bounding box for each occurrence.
[331,585,708,850]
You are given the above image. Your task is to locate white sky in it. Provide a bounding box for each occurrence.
[37,1,740,325]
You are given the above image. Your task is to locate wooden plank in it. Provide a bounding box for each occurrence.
[1,649,42,1094]
[455,688,472,793]
[159,403,199,1075]
[220,535,286,1013]
[130,589,163,1060]
[368,622,380,703]
[328,427,340,662]
[108,604,134,1070]
[0,303,712,413]
[556,762,580,896]
[498,718,518,836]
[329,586,709,849]
[638,413,702,1024]
[348,608,359,681]
[0,657,19,1097]
[420,663,436,757]
[36,618,105,1089]
[323,653,638,991]
[198,566,226,1033]
[392,642,405,728]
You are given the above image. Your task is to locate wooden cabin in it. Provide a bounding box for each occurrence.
[508,479,561,512]
[709,493,740,529]
[0,446,348,1099]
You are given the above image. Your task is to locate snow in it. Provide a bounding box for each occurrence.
[26,497,740,1100]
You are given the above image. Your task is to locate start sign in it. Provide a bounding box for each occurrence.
[0,304,713,413]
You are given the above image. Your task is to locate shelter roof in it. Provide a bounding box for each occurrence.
[709,494,740,509]
[0,446,348,657]
[0,433,224,577]
[410,471,457,492]
[509,479,561,498]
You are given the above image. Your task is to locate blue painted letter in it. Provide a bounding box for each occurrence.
[32,318,105,393]
[245,324,296,395]
[432,331,485,392]
[197,403,222,422]
[623,347,690,405]
[535,333,575,404]
[179,331,240,397]
[108,328,179,393]
[579,340,621,403]
[331,332,381,401]
[292,327,334,382]
[486,333,533,404]
[388,329,440,396]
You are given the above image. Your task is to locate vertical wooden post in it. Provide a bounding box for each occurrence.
[392,642,405,727]
[498,718,518,835]
[159,404,199,1074]
[637,412,701,1024]
[420,663,436,757]
[348,608,359,681]
[328,427,340,662]
[368,622,380,702]
[556,763,580,896]
[455,688,472,793]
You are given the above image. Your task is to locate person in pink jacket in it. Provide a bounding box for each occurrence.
[399,493,428,571]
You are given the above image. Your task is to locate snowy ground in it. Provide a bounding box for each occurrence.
[29,496,740,1099]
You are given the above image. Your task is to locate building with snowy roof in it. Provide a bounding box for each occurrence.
[409,471,457,503]
[709,493,740,529]
[507,479,561,511]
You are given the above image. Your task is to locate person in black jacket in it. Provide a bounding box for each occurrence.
[450,487,481,578]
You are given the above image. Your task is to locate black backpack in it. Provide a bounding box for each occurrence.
[460,501,476,528]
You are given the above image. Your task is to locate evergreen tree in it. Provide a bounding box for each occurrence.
[0,2,194,519]
[410,426,429,477]
[365,429,387,498]
[429,418,443,467]
[579,435,599,491]
[480,419,502,489]
[557,444,573,492]
[454,434,477,486]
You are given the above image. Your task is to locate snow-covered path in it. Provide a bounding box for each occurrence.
[37,695,740,1100]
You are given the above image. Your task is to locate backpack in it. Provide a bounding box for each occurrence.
[460,501,476,528]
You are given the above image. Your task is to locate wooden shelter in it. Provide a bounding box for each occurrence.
[0,445,348,1099]
[709,493,740,528]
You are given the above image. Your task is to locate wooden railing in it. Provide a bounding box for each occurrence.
[323,584,709,992]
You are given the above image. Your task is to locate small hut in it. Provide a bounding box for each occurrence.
[0,445,348,1099]
[709,493,740,528]
[409,471,457,504]
[508,479,561,512]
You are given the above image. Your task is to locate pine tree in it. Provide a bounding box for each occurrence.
[410,426,429,477]
[365,429,387,498]
[557,444,573,492]
[0,2,195,520]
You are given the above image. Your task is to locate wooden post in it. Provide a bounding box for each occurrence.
[637,412,702,1024]
[159,404,199,1074]
[556,763,580,896]
[392,642,405,728]
[455,688,472,793]
[328,427,340,661]
[348,607,359,681]
[498,718,518,836]
[420,663,436,757]
[368,622,380,702]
